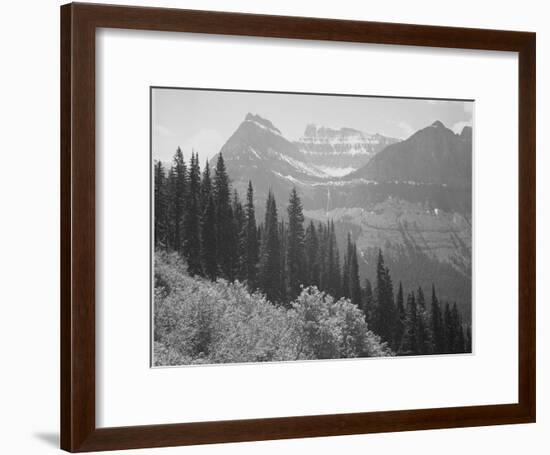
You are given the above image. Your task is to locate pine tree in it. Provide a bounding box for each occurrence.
[400,292,418,355]
[350,244,362,308]
[430,285,445,354]
[341,233,352,299]
[183,152,202,276]
[363,278,374,323]
[326,221,341,298]
[465,324,472,353]
[451,303,465,353]
[279,219,288,304]
[170,147,187,254]
[374,249,396,344]
[286,188,306,301]
[244,181,259,289]
[259,191,281,303]
[318,222,329,292]
[201,159,212,209]
[394,282,405,350]
[416,286,432,354]
[457,322,466,354]
[233,189,247,281]
[165,167,176,250]
[305,221,320,287]
[153,160,168,249]
[213,154,236,280]
[201,194,217,280]
[334,246,342,299]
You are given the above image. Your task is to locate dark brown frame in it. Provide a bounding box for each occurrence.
[61,2,536,452]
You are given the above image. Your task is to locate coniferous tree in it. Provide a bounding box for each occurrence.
[465,324,472,353]
[400,292,418,355]
[430,285,445,354]
[341,233,352,299]
[244,181,259,289]
[374,249,396,344]
[334,246,342,299]
[279,219,288,304]
[213,154,236,280]
[153,160,168,249]
[443,302,454,354]
[394,282,405,351]
[165,167,176,250]
[363,278,374,323]
[286,188,306,301]
[184,152,202,276]
[457,321,466,354]
[233,189,247,282]
[201,195,217,280]
[305,221,320,287]
[200,159,212,209]
[350,244,362,308]
[259,191,281,303]
[318,222,329,292]
[452,303,465,353]
[326,221,341,298]
[170,147,187,254]
[416,286,432,355]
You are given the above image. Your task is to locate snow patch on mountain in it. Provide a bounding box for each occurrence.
[275,152,328,178]
[247,146,261,159]
[315,165,357,177]
[272,171,304,185]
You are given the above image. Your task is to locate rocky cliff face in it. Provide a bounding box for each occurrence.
[293,125,398,177]
[304,198,471,318]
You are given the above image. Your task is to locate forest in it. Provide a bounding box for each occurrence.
[153,147,472,365]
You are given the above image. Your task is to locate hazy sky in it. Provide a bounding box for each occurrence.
[152,88,473,165]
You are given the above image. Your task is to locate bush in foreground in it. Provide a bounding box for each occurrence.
[153,251,392,366]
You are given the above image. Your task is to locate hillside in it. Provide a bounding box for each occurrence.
[153,251,392,365]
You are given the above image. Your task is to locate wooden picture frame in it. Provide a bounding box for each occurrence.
[61,2,536,452]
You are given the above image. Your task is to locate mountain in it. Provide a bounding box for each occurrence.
[347,120,472,188]
[215,113,328,208]
[293,125,399,177]
[216,113,401,207]
[212,115,472,317]
[218,113,327,179]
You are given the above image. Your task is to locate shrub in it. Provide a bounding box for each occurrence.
[153,251,392,366]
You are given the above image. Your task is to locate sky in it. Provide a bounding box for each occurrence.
[152,87,473,165]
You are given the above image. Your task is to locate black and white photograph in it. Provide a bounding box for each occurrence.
[151,88,473,366]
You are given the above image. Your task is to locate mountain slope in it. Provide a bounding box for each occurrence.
[218,113,327,180]
[347,121,472,188]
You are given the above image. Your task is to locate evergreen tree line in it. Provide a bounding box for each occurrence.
[154,149,471,355]
[365,249,472,355]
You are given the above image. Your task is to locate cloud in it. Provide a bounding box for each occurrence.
[451,120,472,134]
[153,124,174,137]
[398,121,415,139]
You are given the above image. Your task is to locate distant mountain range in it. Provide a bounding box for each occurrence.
[215,113,471,211]
[193,112,472,317]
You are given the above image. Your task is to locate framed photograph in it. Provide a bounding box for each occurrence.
[61,2,536,452]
